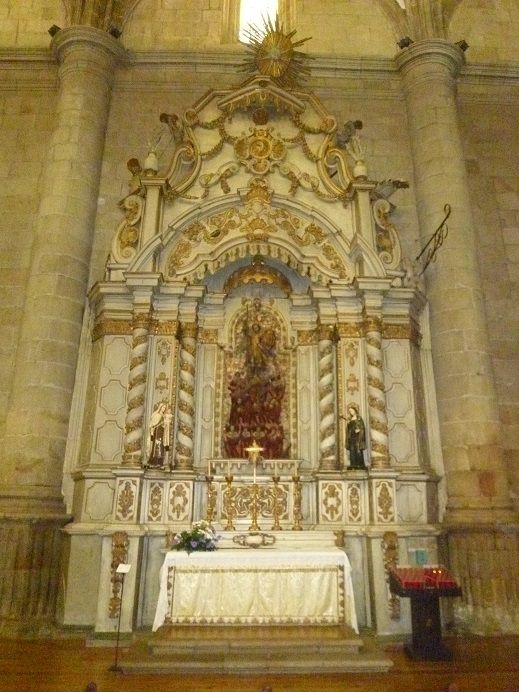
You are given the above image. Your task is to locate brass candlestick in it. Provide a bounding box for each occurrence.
[249,482,261,531]
[245,439,264,532]
[291,474,303,531]
[205,474,216,525]
[271,476,282,531]
[223,474,236,531]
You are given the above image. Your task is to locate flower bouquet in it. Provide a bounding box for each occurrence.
[171,520,219,554]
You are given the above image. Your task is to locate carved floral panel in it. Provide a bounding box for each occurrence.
[319,481,343,523]
[167,482,191,522]
[114,478,138,522]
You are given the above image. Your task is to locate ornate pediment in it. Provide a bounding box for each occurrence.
[105,21,412,289]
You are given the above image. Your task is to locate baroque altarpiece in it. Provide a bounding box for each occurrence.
[62,32,443,636]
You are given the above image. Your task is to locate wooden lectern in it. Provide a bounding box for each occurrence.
[389,566,462,661]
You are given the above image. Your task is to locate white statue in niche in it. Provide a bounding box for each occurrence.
[146,402,172,468]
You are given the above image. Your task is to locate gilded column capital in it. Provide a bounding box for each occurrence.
[317,324,336,342]
[93,318,132,341]
[336,323,363,339]
[178,322,198,340]
[296,329,318,346]
[395,39,465,88]
[363,316,383,334]
[198,328,219,344]
[154,321,178,336]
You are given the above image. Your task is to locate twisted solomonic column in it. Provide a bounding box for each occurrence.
[175,323,197,471]
[365,317,390,469]
[318,325,339,471]
[123,312,152,466]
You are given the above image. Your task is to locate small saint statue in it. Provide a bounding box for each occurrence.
[342,405,366,469]
[146,402,172,468]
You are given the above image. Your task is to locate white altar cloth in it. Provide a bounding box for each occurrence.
[152,548,358,633]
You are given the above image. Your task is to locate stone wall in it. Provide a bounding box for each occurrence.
[0,61,57,436]
[0,0,64,48]
[458,90,519,509]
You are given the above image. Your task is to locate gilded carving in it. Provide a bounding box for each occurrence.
[167,239,192,276]
[239,17,312,89]
[346,373,359,395]
[168,483,190,520]
[157,339,172,365]
[370,418,389,435]
[234,126,286,175]
[376,481,395,523]
[187,208,238,242]
[344,341,358,366]
[318,324,336,341]
[368,395,386,412]
[245,177,272,204]
[155,371,169,393]
[321,482,343,522]
[148,483,163,522]
[372,198,401,271]
[286,221,325,246]
[109,531,129,619]
[199,163,240,196]
[228,484,289,520]
[297,329,318,346]
[322,244,351,280]
[198,328,219,344]
[382,531,401,620]
[334,530,346,548]
[154,322,178,336]
[177,421,194,439]
[337,324,363,338]
[116,480,136,521]
[178,323,198,340]
[132,312,152,330]
[347,483,362,523]
[224,256,291,295]
[364,316,383,334]
[93,319,132,341]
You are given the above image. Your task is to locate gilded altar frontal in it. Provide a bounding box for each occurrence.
[0,0,518,651]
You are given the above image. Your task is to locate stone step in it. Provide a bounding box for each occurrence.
[119,625,393,674]
[121,653,393,675]
[150,635,363,656]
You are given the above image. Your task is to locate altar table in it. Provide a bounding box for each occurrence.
[152,549,358,633]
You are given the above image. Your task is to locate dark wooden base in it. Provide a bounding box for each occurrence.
[404,640,454,662]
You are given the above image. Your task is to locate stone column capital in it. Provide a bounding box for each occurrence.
[395,39,465,87]
[51,25,127,72]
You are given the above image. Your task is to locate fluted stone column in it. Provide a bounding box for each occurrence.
[397,40,518,632]
[0,27,125,630]
[396,40,514,522]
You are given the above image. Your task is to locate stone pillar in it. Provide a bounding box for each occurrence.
[396,39,514,522]
[0,27,125,630]
[396,40,518,632]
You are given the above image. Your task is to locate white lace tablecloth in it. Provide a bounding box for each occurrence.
[152,548,358,632]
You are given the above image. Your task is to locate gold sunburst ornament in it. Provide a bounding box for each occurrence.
[240,15,312,88]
